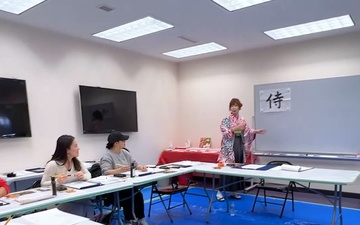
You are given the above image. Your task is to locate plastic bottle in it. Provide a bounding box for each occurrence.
[169,141,173,150]
[185,140,191,148]
[230,202,235,216]
[51,176,57,196]
[130,162,135,178]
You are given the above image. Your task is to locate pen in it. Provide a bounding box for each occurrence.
[52,174,73,178]
[4,215,12,225]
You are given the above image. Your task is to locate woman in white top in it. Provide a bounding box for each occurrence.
[41,135,93,220]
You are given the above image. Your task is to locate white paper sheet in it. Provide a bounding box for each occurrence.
[22,208,89,225]
[280,164,313,172]
[241,164,265,170]
[88,176,125,185]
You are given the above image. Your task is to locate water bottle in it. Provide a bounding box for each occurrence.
[230,202,235,216]
[51,176,57,196]
[130,162,135,178]
[169,141,173,150]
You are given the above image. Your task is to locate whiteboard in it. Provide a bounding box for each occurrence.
[254,75,360,154]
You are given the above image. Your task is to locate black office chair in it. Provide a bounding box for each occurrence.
[26,179,42,189]
[88,163,116,222]
[251,161,296,218]
[148,177,192,222]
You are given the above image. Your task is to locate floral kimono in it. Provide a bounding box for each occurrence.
[218,114,257,163]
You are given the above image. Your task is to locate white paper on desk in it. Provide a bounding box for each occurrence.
[22,208,89,225]
[0,222,27,225]
[88,176,125,185]
[15,192,54,205]
[241,164,265,170]
[280,164,313,172]
[64,180,101,189]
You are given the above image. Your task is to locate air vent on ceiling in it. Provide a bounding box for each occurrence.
[97,4,114,12]
[177,36,198,44]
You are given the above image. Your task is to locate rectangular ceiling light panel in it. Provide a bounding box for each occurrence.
[163,42,227,58]
[212,0,272,11]
[264,15,354,40]
[93,16,174,42]
[0,0,45,15]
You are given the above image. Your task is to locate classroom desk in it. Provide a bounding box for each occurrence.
[157,149,219,184]
[0,166,194,219]
[2,163,358,225]
[1,162,94,192]
[0,179,133,218]
[0,171,43,192]
[194,163,360,225]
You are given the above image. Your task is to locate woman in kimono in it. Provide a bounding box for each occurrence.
[217,98,265,200]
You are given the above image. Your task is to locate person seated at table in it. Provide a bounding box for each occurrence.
[100,131,148,225]
[41,134,94,220]
[0,178,10,197]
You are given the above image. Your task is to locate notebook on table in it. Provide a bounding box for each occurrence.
[64,180,101,189]
[14,191,54,205]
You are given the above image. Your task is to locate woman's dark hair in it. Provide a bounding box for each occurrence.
[229,98,243,110]
[106,142,114,149]
[49,135,81,171]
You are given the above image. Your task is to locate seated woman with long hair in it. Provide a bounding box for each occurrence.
[41,135,93,220]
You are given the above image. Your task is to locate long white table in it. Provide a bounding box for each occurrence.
[1,162,359,225]
[1,162,95,192]
[194,163,360,225]
[0,166,194,220]
[0,179,133,218]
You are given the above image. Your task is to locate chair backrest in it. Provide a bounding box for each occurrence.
[26,179,41,189]
[89,163,102,178]
[267,161,292,166]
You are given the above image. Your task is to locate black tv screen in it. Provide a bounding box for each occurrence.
[79,85,138,133]
[0,77,32,138]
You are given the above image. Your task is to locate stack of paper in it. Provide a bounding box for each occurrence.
[280,164,313,172]
[15,192,54,205]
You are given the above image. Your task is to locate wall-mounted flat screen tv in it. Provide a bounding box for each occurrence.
[79,85,138,133]
[0,77,32,138]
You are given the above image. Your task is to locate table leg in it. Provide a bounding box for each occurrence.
[205,174,216,223]
[131,187,138,225]
[114,192,124,225]
[331,184,343,225]
[339,185,343,225]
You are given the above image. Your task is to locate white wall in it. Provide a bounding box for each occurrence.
[0,20,179,171]
[178,32,360,193]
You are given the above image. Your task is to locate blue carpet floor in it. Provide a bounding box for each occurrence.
[108,187,360,225]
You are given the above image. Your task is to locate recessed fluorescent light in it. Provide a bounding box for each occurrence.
[264,15,354,40]
[93,16,174,42]
[0,0,45,15]
[163,42,227,59]
[211,0,271,11]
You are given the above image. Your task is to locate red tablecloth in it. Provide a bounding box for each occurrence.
[157,149,220,185]
[157,149,255,164]
[157,149,219,165]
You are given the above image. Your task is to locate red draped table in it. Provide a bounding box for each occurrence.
[157,148,220,184]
